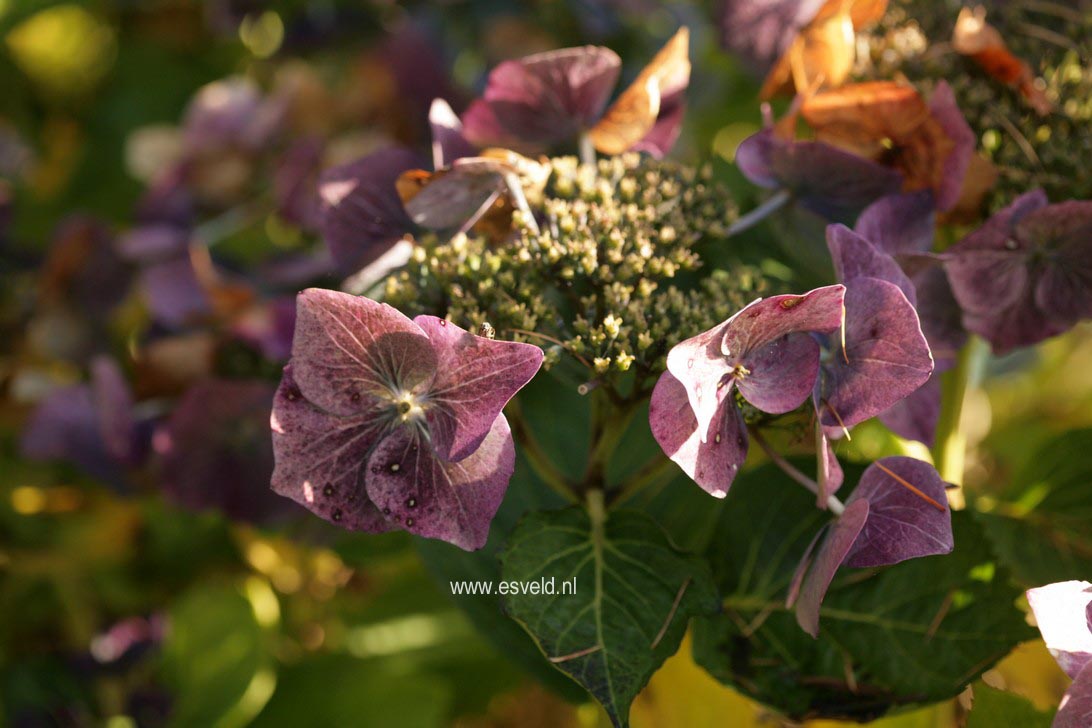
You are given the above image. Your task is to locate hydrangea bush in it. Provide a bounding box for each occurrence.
[5,0,1091,725]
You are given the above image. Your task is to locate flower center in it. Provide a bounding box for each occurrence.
[391,390,427,424]
[730,363,751,381]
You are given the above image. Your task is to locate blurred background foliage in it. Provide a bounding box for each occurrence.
[0,0,1089,726]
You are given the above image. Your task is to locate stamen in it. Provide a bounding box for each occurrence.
[874,461,947,512]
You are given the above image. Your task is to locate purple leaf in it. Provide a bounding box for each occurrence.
[1026,580,1092,679]
[854,191,936,256]
[365,413,515,551]
[816,277,933,433]
[945,191,1092,354]
[827,223,917,305]
[463,46,621,149]
[317,148,422,275]
[270,367,392,532]
[1056,661,1092,728]
[929,82,975,213]
[792,498,870,637]
[413,315,543,462]
[842,456,952,567]
[878,374,942,446]
[289,288,436,416]
[430,98,476,169]
[649,372,748,498]
[736,129,903,219]
[160,379,295,526]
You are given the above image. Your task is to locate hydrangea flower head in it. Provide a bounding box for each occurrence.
[650,285,845,497]
[270,289,543,550]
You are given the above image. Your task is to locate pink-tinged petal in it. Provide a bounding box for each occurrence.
[430,98,476,169]
[365,414,515,551]
[736,130,903,218]
[274,136,324,230]
[160,379,294,525]
[21,384,122,485]
[1026,580,1092,679]
[412,316,542,462]
[854,191,936,256]
[786,525,826,608]
[816,278,933,432]
[232,296,297,362]
[468,46,621,148]
[460,100,528,152]
[665,321,735,443]
[842,457,952,568]
[721,285,846,358]
[648,372,748,498]
[139,257,210,328]
[1023,202,1092,324]
[879,374,941,446]
[912,266,967,370]
[736,333,821,414]
[942,189,1092,354]
[718,0,828,73]
[816,426,843,508]
[827,224,917,305]
[317,148,422,275]
[631,95,686,158]
[182,77,263,153]
[943,189,1047,308]
[116,224,190,263]
[928,82,975,212]
[793,498,871,637]
[270,367,391,532]
[290,288,436,416]
[91,357,135,463]
[1055,661,1092,728]
[402,166,506,232]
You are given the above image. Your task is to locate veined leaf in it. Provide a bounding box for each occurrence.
[499,501,718,727]
[689,461,1032,722]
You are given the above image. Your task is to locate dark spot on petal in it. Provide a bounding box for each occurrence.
[285,386,300,401]
[389,462,402,474]
[382,507,391,515]
[870,326,879,338]
[439,320,447,326]
[332,509,343,522]
[779,297,802,309]
[350,392,361,403]
[737,435,745,448]
[406,497,417,508]
[405,517,415,527]
[322,484,335,497]
[370,464,382,474]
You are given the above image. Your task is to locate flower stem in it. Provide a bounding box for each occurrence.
[508,400,578,503]
[580,392,639,495]
[607,453,676,508]
[752,428,845,515]
[579,132,597,168]
[726,188,792,238]
[931,336,989,509]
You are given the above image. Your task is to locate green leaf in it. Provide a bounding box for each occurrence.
[966,683,1054,728]
[251,655,452,728]
[499,500,719,727]
[690,461,1034,722]
[161,583,274,728]
[976,428,1092,587]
